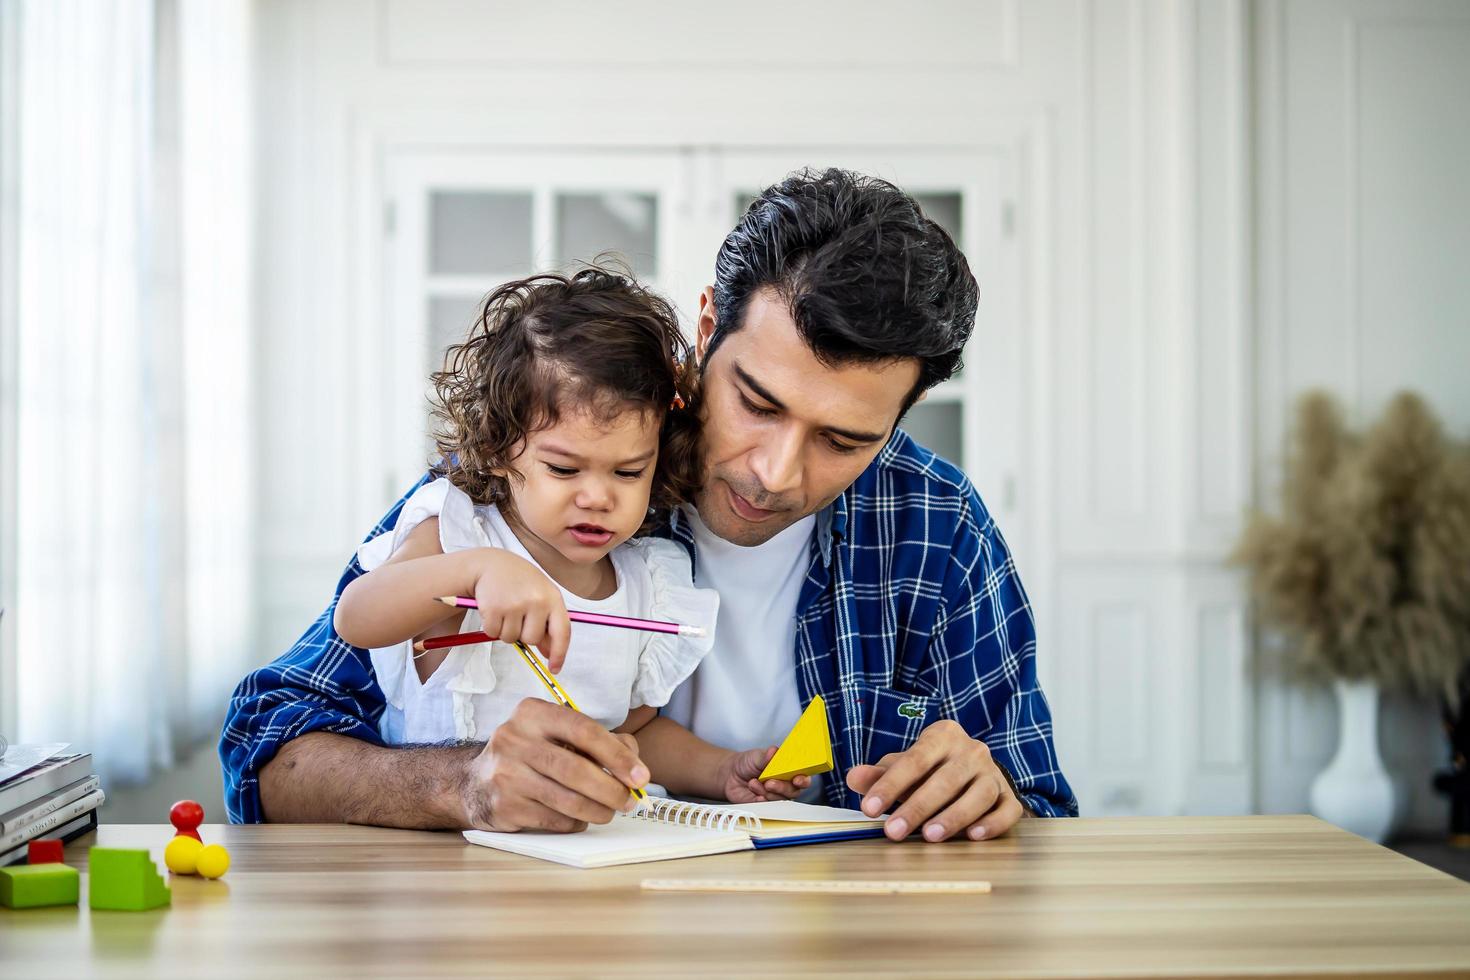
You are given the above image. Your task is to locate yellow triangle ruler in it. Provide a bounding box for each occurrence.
[758,695,835,781]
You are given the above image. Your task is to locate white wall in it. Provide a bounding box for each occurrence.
[246,0,1462,826]
[1253,0,1470,832]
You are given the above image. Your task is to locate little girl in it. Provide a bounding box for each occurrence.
[333,268,807,806]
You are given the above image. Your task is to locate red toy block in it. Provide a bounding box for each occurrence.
[27,839,64,864]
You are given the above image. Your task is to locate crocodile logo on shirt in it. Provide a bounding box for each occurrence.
[897,701,925,719]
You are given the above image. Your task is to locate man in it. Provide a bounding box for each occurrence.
[221,168,1077,843]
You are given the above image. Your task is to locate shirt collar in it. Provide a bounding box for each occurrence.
[816,492,847,568]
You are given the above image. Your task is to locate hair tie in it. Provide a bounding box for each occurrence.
[670,393,686,411]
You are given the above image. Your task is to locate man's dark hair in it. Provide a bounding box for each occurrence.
[708,167,978,417]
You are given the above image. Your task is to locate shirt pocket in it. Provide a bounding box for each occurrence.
[852,682,937,765]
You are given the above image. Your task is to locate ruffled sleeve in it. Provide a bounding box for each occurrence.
[356,476,487,570]
[354,476,493,713]
[621,537,720,709]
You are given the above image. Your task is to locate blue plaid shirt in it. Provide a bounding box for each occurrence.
[220,430,1077,822]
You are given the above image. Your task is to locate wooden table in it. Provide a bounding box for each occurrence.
[3,816,1469,977]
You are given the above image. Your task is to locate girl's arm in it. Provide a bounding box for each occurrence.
[614,706,658,736]
[628,714,809,803]
[334,517,572,668]
[334,517,464,647]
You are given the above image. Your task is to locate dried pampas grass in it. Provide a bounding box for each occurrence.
[1234,391,1470,703]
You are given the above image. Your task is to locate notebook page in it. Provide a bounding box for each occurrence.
[463,815,753,869]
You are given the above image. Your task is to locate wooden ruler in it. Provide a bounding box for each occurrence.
[641,878,991,895]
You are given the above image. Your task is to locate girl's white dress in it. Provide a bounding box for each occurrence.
[357,478,719,743]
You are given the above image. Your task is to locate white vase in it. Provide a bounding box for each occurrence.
[1309,679,1397,843]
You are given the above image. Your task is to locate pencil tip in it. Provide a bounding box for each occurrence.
[680,626,707,637]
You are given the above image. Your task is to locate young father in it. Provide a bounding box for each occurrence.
[221,168,1077,844]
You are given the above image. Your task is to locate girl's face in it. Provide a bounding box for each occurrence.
[503,406,661,569]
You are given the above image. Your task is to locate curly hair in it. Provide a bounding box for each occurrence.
[429,268,701,532]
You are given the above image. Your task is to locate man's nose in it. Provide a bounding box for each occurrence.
[750,425,803,498]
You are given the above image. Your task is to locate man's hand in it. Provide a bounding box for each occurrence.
[715,747,811,803]
[845,720,1025,843]
[460,698,650,832]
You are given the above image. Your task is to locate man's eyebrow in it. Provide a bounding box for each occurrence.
[733,363,787,412]
[732,362,889,444]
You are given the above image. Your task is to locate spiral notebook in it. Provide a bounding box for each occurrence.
[462,798,887,869]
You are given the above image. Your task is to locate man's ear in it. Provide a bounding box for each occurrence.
[694,287,717,366]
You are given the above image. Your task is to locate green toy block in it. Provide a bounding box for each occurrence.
[87,848,170,911]
[0,862,81,908]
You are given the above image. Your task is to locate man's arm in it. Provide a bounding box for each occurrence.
[846,500,1078,841]
[259,732,478,826]
[257,703,650,831]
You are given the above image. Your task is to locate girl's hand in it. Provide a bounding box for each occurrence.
[471,549,572,672]
[715,747,811,803]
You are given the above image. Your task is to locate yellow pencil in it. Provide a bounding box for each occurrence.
[510,642,648,808]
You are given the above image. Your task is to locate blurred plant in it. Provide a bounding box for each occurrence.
[1234,391,1470,702]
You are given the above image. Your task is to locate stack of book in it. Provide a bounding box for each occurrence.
[0,746,103,865]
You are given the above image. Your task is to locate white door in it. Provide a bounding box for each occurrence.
[378,149,692,499]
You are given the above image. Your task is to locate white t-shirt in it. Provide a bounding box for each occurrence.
[356,478,719,744]
[662,505,820,796]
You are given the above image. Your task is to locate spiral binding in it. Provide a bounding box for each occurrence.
[629,797,761,832]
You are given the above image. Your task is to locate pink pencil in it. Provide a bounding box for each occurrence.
[435,596,707,637]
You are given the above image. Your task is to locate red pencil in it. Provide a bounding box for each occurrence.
[414,630,496,653]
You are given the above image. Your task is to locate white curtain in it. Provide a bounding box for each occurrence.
[12,0,253,785]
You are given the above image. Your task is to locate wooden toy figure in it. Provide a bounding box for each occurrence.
[169,799,204,842]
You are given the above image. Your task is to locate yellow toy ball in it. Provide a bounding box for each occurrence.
[164,834,204,874]
[195,843,230,879]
